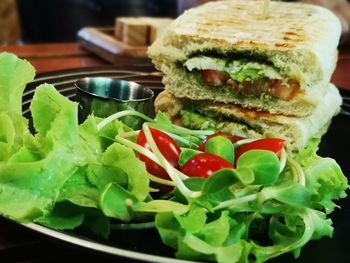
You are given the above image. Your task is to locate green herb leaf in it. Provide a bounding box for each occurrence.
[102,142,149,201]
[178,148,201,167]
[177,233,246,263]
[258,182,311,207]
[175,205,207,233]
[205,136,234,163]
[134,200,188,214]
[58,167,100,208]
[155,212,182,249]
[100,182,138,221]
[201,169,240,194]
[198,211,231,246]
[237,150,280,185]
[173,177,205,204]
[36,202,84,230]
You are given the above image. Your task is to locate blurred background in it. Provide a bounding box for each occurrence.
[0,0,206,44]
[1,0,350,45]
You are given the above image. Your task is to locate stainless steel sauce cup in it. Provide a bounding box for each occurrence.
[75,77,154,129]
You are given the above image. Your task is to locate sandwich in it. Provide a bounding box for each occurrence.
[148,0,343,153]
[154,85,341,152]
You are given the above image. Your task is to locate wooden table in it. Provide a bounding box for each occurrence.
[0,42,151,73]
[0,42,349,89]
[0,42,106,72]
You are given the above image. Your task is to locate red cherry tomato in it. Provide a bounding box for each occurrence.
[181,152,234,178]
[201,70,229,86]
[198,132,243,152]
[137,128,181,180]
[235,138,285,162]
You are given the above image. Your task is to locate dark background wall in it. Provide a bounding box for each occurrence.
[16,0,178,43]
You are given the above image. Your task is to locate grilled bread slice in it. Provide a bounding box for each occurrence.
[148,0,341,117]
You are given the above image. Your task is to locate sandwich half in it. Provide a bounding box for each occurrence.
[155,84,342,153]
[148,0,341,117]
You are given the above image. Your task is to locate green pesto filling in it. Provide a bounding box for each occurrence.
[180,108,262,139]
[182,101,261,131]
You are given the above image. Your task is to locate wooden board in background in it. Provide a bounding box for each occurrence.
[77,27,148,64]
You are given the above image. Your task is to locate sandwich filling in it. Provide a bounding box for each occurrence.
[184,56,300,101]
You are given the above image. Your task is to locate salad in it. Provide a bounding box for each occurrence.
[0,53,348,263]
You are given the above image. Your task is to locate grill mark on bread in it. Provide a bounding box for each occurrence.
[285,31,298,36]
[167,1,326,50]
[275,43,295,48]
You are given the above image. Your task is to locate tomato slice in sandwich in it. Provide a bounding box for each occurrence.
[201,70,229,86]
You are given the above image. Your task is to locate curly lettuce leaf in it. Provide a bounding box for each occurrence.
[0,113,16,161]
[0,53,35,117]
[0,53,35,161]
[295,138,348,213]
[304,157,348,213]
[30,84,79,149]
[101,142,149,200]
[36,202,85,230]
[0,84,80,221]
[0,81,150,225]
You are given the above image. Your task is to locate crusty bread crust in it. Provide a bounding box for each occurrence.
[148,0,341,85]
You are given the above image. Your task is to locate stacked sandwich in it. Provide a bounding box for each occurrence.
[148,0,342,154]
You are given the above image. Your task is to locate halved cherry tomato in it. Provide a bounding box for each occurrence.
[137,128,181,180]
[181,152,234,178]
[198,132,243,152]
[235,138,285,162]
[201,70,229,86]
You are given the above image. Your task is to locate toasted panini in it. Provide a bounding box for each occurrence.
[148,0,341,116]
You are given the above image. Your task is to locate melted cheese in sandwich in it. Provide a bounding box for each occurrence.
[184,56,284,81]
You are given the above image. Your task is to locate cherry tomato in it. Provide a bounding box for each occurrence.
[137,128,181,180]
[198,132,243,152]
[181,152,234,178]
[235,138,285,162]
[201,70,229,86]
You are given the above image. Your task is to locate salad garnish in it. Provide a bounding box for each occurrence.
[0,53,348,263]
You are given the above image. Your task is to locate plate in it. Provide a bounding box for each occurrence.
[17,67,350,263]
